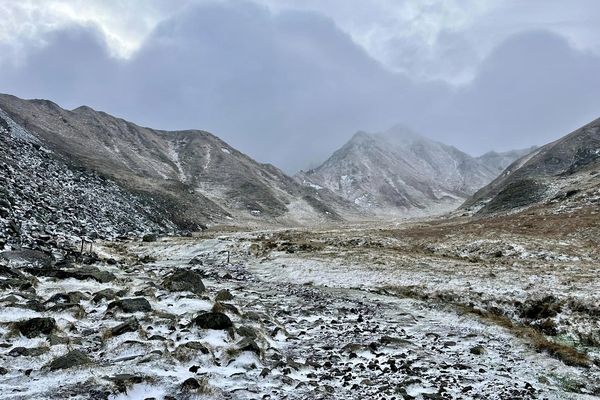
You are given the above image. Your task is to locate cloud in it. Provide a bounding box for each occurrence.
[423,31,600,154]
[0,2,599,174]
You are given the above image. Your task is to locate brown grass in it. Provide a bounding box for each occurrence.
[381,285,591,368]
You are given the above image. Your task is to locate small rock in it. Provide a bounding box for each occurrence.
[215,289,233,302]
[8,346,48,357]
[110,318,140,336]
[194,312,233,330]
[107,298,152,313]
[470,345,486,355]
[48,350,91,370]
[142,234,157,243]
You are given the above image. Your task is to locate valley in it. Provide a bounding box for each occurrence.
[1,212,599,399]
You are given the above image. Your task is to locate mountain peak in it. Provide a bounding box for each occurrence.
[295,124,520,216]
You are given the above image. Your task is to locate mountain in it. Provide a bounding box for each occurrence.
[477,147,538,175]
[463,117,600,215]
[0,94,359,228]
[296,125,516,216]
[0,108,175,252]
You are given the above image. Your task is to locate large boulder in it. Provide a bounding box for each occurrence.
[162,270,206,295]
[194,312,233,330]
[16,317,56,338]
[107,298,152,313]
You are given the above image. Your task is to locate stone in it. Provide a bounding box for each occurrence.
[237,337,261,355]
[215,289,233,302]
[8,346,48,357]
[48,350,91,370]
[142,234,157,242]
[194,312,233,330]
[110,318,140,336]
[107,298,152,313]
[16,317,56,338]
[162,270,206,295]
[0,250,53,268]
[93,288,118,303]
[470,345,485,355]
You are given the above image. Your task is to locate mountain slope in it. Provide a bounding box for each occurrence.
[477,147,537,175]
[0,94,359,227]
[0,108,175,252]
[296,126,511,216]
[463,118,600,215]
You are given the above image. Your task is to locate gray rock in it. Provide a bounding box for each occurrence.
[162,270,206,295]
[15,317,56,338]
[194,312,233,330]
[237,337,261,355]
[110,318,140,336]
[0,250,52,268]
[107,298,152,313]
[215,289,233,302]
[48,350,91,370]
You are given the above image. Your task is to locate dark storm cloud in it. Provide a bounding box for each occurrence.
[1,2,599,172]
[423,31,600,154]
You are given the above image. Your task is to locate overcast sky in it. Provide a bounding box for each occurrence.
[1,0,600,172]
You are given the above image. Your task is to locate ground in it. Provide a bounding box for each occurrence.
[0,209,599,399]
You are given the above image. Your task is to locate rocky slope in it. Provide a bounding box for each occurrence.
[0,94,359,228]
[0,108,175,254]
[296,126,519,216]
[463,117,600,215]
[1,230,596,399]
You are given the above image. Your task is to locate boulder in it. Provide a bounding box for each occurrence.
[16,317,56,338]
[48,350,91,370]
[237,337,261,355]
[194,312,233,330]
[215,289,233,302]
[107,298,152,313]
[110,318,140,336]
[162,270,205,295]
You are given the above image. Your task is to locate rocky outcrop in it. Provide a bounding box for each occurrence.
[0,108,175,253]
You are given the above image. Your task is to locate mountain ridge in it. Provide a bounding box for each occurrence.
[0,93,361,228]
[296,125,528,216]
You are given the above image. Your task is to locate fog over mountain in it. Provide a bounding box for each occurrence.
[1,1,600,172]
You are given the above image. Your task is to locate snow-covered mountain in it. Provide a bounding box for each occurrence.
[296,125,525,216]
[477,147,538,175]
[463,117,600,215]
[0,94,360,228]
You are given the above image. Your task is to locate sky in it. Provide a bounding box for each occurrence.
[1,0,600,173]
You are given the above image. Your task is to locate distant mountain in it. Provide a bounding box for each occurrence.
[296,125,520,216]
[477,147,537,175]
[463,118,600,215]
[0,94,359,229]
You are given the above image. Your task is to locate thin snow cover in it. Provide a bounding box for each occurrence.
[221,147,231,154]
